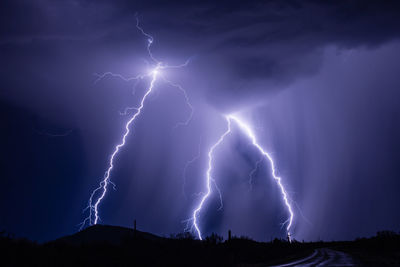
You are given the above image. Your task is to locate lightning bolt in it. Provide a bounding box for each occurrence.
[248,156,263,191]
[182,136,202,198]
[192,119,232,240]
[33,128,73,137]
[80,16,194,230]
[192,115,294,241]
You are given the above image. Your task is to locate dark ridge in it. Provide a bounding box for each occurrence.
[1,229,400,266]
[50,224,164,245]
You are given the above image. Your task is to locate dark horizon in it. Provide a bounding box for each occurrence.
[1,0,400,243]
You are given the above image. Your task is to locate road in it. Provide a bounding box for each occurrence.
[271,248,358,266]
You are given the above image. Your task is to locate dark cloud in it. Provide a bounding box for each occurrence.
[2,1,400,83]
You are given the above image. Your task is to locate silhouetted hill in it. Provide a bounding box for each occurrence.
[51,224,163,245]
[2,229,399,266]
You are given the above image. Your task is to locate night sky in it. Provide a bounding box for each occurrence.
[1,0,400,243]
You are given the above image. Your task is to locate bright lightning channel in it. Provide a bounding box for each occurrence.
[192,115,294,241]
[192,119,233,240]
[80,16,193,230]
